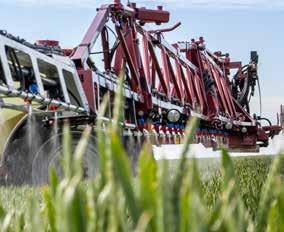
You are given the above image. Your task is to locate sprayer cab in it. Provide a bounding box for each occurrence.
[0,31,89,114]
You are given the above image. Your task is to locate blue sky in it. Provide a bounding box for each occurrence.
[0,0,283,123]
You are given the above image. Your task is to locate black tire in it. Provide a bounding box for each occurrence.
[0,115,51,185]
[32,131,97,185]
[0,115,98,186]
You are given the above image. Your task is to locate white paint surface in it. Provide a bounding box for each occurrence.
[154,134,284,160]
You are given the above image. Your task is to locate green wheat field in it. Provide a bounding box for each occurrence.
[0,153,282,232]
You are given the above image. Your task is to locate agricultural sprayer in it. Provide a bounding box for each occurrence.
[0,0,281,185]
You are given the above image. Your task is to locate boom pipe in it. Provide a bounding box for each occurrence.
[0,85,87,114]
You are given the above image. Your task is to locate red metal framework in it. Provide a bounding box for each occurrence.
[0,0,276,153]
[66,0,282,151]
[70,1,282,151]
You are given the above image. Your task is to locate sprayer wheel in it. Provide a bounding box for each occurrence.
[0,114,98,186]
[0,115,51,185]
[32,131,98,185]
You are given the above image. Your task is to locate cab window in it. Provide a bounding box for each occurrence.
[37,59,64,100]
[62,70,83,106]
[5,46,36,92]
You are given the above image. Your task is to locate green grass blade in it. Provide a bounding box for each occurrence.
[157,159,174,232]
[96,94,111,187]
[138,142,157,231]
[109,131,141,225]
[62,123,73,179]
[62,181,87,232]
[256,154,283,231]
[15,212,25,232]
[171,117,198,232]
[73,126,91,180]
[42,188,57,232]
[1,211,13,232]
[221,149,236,190]
[49,166,59,198]
[134,212,152,232]
[112,68,125,133]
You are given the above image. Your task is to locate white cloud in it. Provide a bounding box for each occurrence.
[2,0,284,9]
